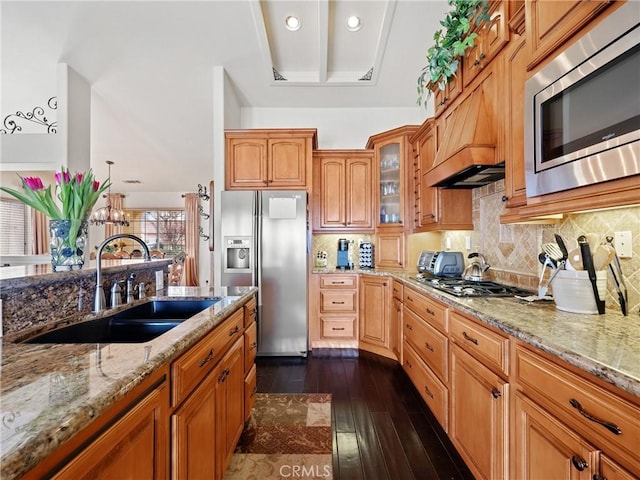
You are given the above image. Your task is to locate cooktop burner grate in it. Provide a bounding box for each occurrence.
[413,275,532,297]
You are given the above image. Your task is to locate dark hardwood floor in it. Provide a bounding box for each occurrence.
[256,349,475,480]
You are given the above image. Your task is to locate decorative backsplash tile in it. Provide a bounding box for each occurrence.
[312,234,373,270]
[443,181,639,314]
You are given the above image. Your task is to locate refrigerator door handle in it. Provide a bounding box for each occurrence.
[255,191,262,306]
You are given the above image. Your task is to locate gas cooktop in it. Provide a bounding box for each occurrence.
[414,275,532,298]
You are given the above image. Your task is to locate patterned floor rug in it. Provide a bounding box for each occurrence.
[223,393,333,480]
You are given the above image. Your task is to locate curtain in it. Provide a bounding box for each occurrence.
[183,193,199,286]
[30,208,50,254]
[104,193,125,238]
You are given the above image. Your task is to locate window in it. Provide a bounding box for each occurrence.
[118,209,186,257]
[0,199,27,255]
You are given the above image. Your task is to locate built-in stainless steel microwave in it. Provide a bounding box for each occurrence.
[524,2,640,198]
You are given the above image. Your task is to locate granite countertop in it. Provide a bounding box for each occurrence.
[314,267,640,398]
[0,285,257,480]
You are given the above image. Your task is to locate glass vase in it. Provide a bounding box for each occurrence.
[49,219,89,271]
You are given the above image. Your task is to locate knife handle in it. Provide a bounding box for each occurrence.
[579,240,605,314]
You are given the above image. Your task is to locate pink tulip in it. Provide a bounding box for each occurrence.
[76,173,83,183]
[55,170,71,185]
[93,180,100,191]
[24,177,44,191]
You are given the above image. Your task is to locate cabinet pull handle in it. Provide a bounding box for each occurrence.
[423,386,434,399]
[407,295,413,301]
[405,359,412,369]
[571,455,588,471]
[426,308,435,316]
[491,388,501,399]
[480,53,486,60]
[424,342,434,352]
[332,301,345,304]
[592,474,606,480]
[218,368,229,383]
[462,331,479,345]
[473,59,480,66]
[569,399,622,435]
[199,349,215,367]
[250,342,258,350]
[229,326,240,336]
[333,281,345,284]
[332,327,345,331]
[405,323,413,331]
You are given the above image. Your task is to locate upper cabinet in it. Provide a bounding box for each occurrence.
[525,0,611,71]
[312,150,374,232]
[462,1,509,88]
[366,126,418,230]
[410,119,473,232]
[225,129,317,190]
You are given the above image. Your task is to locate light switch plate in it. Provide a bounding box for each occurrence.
[614,231,632,258]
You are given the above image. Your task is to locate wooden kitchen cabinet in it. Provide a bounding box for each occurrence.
[375,230,405,269]
[525,0,611,71]
[514,391,600,480]
[514,343,640,477]
[53,381,168,480]
[410,118,472,232]
[500,15,528,221]
[463,0,509,88]
[359,274,392,358]
[225,129,317,190]
[214,337,245,480]
[312,150,374,232]
[390,280,403,362]
[450,343,509,480]
[433,65,464,118]
[310,274,359,349]
[172,370,217,480]
[366,125,418,230]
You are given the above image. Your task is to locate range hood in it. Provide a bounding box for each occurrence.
[426,85,505,188]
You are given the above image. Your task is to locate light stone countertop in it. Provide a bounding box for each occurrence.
[314,267,640,398]
[0,285,257,480]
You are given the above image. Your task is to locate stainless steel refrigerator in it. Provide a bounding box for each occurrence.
[220,190,308,356]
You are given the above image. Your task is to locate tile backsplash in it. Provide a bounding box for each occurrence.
[442,180,639,314]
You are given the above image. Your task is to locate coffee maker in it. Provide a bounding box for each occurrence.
[337,238,350,269]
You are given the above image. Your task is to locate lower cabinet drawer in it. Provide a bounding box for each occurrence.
[320,290,356,313]
[515,344,640,474]
[171,309,244,406]
[450,310,509,376]
[321,317,356,339]
[403,286,448,333]
[244,363,257,421]
[403,340,448,432]
[403,306,448,383]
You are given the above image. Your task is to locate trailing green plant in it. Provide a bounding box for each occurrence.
[417,0,490,107]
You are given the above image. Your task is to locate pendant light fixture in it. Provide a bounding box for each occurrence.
[90,161,130,226]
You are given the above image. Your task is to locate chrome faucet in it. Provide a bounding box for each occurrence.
[94,234,151,313]
[126,273,137,303]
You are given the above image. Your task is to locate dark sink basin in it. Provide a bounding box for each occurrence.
[25,299,221,344]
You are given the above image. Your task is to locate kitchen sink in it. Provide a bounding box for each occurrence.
[25,299,221,344]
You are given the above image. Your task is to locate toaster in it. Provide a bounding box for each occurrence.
[417,251,464,276]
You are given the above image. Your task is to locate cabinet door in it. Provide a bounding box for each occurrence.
[317,157,346,228]
[215,338,245,480]
[377,140,405,228]
[244,320,257,374]
[463,2,508,88]
[268,138,306,187]
[375,231,405,269]
[502,35,528,211]
[526,0,611,70]
[450,344,508,480]
[514,392,598,480]
[172,373,217,480]
[434,64,464,118]
[345,156,373,229]
[416,121,439,226]
[226,138,268,188]
[359,275,390,348]
[390,296,402,361]
[53,384,167,480]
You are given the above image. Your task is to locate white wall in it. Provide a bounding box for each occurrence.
[241,107,427,149]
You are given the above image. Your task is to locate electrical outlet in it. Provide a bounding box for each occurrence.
[465,236,472,250]
[614,231,632,258]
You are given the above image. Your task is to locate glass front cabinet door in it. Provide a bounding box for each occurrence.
[368,126,418,229]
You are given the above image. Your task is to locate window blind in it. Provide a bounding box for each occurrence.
[0,199,27,255]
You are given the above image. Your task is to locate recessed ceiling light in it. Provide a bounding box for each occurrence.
[346,15,362,32]
[285,15,301,31]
